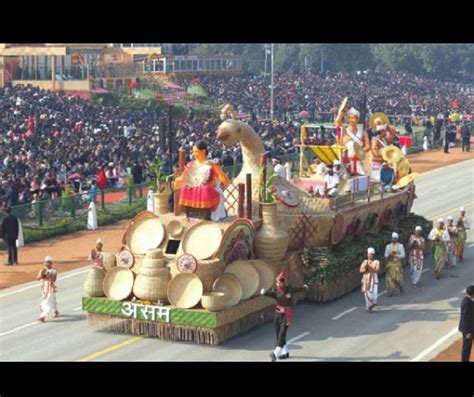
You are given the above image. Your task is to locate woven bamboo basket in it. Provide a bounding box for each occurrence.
[103,267,134,301]
[154,192,169,215]
[212,273,243,308]
[101,252,117,272]
[224,260,260,300]
[167,273,203,309]
[201,292,226,312]
[83,266,105,297]
[255,202,289,261]
[133,268,170,301]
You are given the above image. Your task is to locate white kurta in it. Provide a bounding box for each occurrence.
[211,184,227,222]
[146,190,155,213]
[87,201,98,230]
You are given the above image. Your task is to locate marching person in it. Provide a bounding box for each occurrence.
[446,216,458,268]
[384,232,406,296]
[36,256,59,322]
[458,285,474,362]
[261,272,307,361]
[457,207,470,261]
[1,207,19,266]
[408,226,425,287]
[360,247,380,312]
[428,219,450,279]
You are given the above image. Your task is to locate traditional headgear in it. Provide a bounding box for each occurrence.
[276,272,287,282]
[96,238,103,245]
[436,218,444,225]
[391,232,399,239]
[375,124,387,132]
[347,107,360,118]
[415,226,422,231]
[44,255,53,262]
[367,247,375,254]
[460,207,465,212]
[447,215,454,221]
[333,159,341,165]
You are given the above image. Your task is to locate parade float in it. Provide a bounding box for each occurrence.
[82,103,431,345]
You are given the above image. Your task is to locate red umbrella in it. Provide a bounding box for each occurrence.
[299,111,309,119]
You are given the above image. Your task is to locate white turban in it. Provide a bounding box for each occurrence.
[415,226,422,231]
[375,124,387,132]
[333,159,341,165]
[460,207,465,212]
[44,256,53,262]
[96,238,103,245]
[347,107,360,118]
[436,218,444,225]
[367,247,375,254]
[391,232,399,239]
[447,215,454,221]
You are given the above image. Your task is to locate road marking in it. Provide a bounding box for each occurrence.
[0,268,90,298]
[468,244,474,248]
[436,185,448,190]
[332,307,358,320]
[78,336,145,362]
[287,332,310,345]
[411,327,459,361]
[0,321,38,337]
[73,306,83,311]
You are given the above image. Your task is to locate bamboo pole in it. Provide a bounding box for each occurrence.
[246,173,252,219]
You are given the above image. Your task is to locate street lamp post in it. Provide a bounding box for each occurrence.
[270,43,274,121]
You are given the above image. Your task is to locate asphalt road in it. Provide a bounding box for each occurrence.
[1,159,473,361]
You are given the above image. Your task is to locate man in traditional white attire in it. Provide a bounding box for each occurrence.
[87,201,97,230]
[360,247,380,312]
[408,226,425,287]
[384,232,406,296]
[37,256,59,322]
[147,188,155,213]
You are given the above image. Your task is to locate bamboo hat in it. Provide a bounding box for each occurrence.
[395,172,419,189]
[249,260,276,293]
[370,112,390,130]
[182,221,222,260]
[167,272,203,309]
[212,273,243,308]
[224,260,260,300]
[103,267,134,301]
[126,217,165,254]
[382,145,403,164]
[166,220,185,239]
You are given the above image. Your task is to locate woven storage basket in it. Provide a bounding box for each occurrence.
[146,248,164,259]
[133,267,170,301]
[101,252,117,272]
[195,258,225,293]
[142,258,166,268]
[103,267,134,301]
[201,292,226,312]
[224,260,260,300]
[83,266,105,297]
[212,273,243,308]
[167,273,203,309]
[166,220,184,239]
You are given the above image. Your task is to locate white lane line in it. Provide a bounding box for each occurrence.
[0,321,38,337]
[436,185,448,190]
[332,307,358,320]
[73,306,83,311]
[411,327,459,362]
[287,332,310,345]
[0,269,89,298]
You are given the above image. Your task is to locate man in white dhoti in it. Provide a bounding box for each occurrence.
[360,247,380,312]
[87,201,97,230]
[409,226,425,287]
[146,188,155,213]
[445,215,458,268]
[37,256,59,322]
[384,232,406,296]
